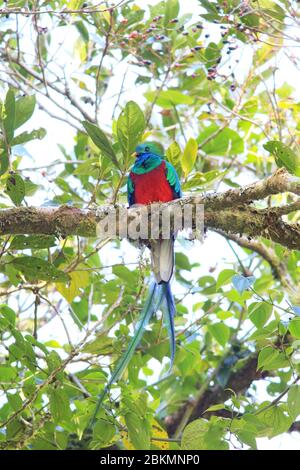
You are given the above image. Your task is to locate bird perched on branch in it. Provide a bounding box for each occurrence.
[128,141,182,282]
[91,141,181,423]
[126,140,181,365]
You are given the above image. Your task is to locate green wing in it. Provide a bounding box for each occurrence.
[166,161,182,199]
[127,174,135,206]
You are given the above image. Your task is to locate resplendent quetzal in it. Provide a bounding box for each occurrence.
[128,141,182,283]
[91,142,181,423]
[127,141,181,366]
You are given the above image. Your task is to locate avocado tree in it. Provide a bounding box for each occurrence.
[0,0,300,450]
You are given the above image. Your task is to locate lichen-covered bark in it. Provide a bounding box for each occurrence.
[0,169,299,251]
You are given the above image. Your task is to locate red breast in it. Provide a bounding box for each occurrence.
[130,161,174,204]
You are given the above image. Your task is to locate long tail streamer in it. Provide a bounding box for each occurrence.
[90,279,176,425]
[161,281,176,372]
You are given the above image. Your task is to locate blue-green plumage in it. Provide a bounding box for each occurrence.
[127,143,181,206]
[166,161,182,199]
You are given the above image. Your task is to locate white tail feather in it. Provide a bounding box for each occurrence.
[150,239,174,284]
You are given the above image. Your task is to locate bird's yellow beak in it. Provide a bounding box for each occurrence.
[132,151,138,158]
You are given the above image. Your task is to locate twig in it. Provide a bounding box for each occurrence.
[0,0,128,16]
[68,373,91,398]
[95,11,113,123]
[33,294,40,339]
[254,375,300,416]
[33,1,49,95]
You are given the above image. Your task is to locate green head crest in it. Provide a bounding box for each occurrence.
[135,141,164,157]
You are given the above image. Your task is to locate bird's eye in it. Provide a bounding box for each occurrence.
[145,146,150,152]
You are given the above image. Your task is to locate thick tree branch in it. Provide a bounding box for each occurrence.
[186,168,300,209]
[0,170,299,250]
[205,206,300,250]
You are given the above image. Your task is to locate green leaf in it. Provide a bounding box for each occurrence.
[14,95,36,129]
[257,347,278,370]
[44,340,62,349]
[7,393,23,412]
[208,322,230,347]
[49,387,72,422]
[124,412,151,450]
[166,141,181,172]
[205,404,226,412]
[24,179,40,196]
[6,173,25,206]
[144,90,193,109]
[0,365,17,382]
[257,347,288,371]
[182,137,198,176]
[75,20,89,43]
[197,125,244,156]
[92,420,115,448]
[241,12,260,27]
[289,318,300,339]
[226,288,252,304]
[249,302,273,328]
[198,0,218,14]
[181,418,228,450]
[12,256,70,282]
[231,417,257,449]
[288,385,300,421]
[182,170,226,191]
[112,265,139,285]
[216,310,233,320]
[277,83,294,99]
[10,235,57,250]
[240,98,258,117]
[57,270,89,303]
[175,252,192,271]
[0,149,9,175]
[3,88,15,144]
[216,269,236,290]
[83,336,114,355]
[205,42,221,67]
[264,140,300,176]
[12,128,46,146]
[203,417,229,450]
[46,351,64,381]
[25,335,48,355]
[55,430,69,450]
[0,304,16,327]
[117,101,145,162]
[164,0,179,26]
[82,121,119,168]
[255,406,292,438]
[181,419,208,450]
[55,177,84,202]
[73,157,99,176]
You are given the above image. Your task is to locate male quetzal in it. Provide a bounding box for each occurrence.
[128,141,182,283]
[91,142,181,423]
[127,141,181,368]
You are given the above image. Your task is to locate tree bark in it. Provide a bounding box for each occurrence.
[0,169,299,250]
